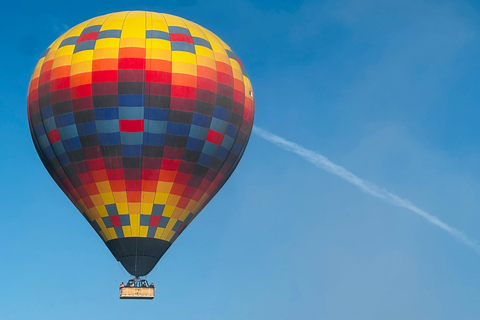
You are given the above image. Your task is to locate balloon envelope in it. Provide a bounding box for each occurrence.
[27,11,254,276]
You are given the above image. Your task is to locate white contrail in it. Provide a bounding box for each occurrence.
[253,126,480,253]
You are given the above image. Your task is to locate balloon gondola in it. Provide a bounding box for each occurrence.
[119,278,155,299]
[27,11,254,299]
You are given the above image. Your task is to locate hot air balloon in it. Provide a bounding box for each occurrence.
[27,11,254,298]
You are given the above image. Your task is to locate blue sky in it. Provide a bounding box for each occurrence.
[2,0,480,319]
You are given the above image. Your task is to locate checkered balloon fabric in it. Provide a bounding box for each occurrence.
[27,11,254,275]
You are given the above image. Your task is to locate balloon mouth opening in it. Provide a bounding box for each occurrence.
[106,237,171,276]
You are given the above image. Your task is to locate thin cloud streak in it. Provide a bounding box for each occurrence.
[253,126,480,253]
